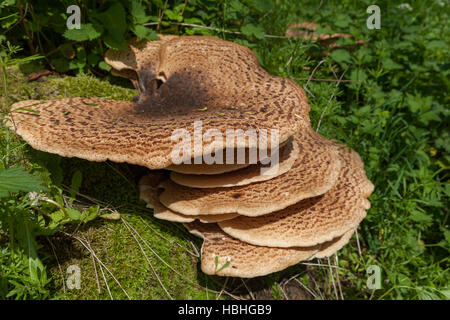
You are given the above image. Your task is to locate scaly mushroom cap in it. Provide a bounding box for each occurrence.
[166,162,251,175]
[169,136,298,188]
[158,130,342,217]
[218,147,374,247]
[139,172,238,223]
[313,228,356,259]
[9,36,309,169]
[166,139,290,175]
[184,221,319,278]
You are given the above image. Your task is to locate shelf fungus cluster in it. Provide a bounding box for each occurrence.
[8,35,374,278]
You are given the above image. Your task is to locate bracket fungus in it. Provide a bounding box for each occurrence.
[9,36,308,169]
[8,35,374,279]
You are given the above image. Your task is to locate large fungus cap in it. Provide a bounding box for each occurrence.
[169,136,299,188]
[218,147,374,247]
[139,172,238,223]
[184,221,319,278]
[158,130,342,217]
[185,221,357,278]
[9,36,309,169]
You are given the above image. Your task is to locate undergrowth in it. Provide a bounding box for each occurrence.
[0,0,448,300]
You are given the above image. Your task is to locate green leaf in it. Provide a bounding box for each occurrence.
[419,111,440,126]
[66,208,82,221]
[132,25,159,40]
[409,210,433,224]
[426,40,446,51]
[243,0,273,13]
[70,170,82,202]
[96,3,128,50]
[382,58,402,70]
[330,49,352,64]
[334,14,351,28]
[240,24,265,39]
[81,205,100,223]
[63,23,103,41]
[0,167,47,198]
[129,0,151,24]
[100,212,121,220]
[439,288,450,299]
[217,261,231,272]
[98,61,112,71]
[50,210,66,224]
[164,9,183,22]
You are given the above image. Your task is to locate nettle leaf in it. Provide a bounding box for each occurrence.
[334,13,351,28]
[98,61,112,71]
[97,3,128,50]
[129,0,151,24]
[240,24,265,39]
[0,167,47,198]
[409,210,433,224]
[103,33,128,51]
[426,40,447,51]
[243,0,273,13]
[81,205,100,223]
[69,170,82,202]
[381,58,403,70]
[164,9,183,22]
[66,208,82,220]
[330,49,352,64]
[63,23,103,41]
[132,25,159,40]
[419,111,440,126]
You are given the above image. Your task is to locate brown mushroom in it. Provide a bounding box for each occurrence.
[169,136,298,188]
[185,221,357,278]
[184,221,319,278]
[9,36,308,170]
[217,147,374,247]
[139,172,238,223]
[158,130,342,217]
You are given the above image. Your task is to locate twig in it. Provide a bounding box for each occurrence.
[16,0,34,53]
[46,237,66,294]
[122,217,241,299]
[157,0,169,32]
[327,257,339,300]
[301,262,339,269]
[278,282,289,300]
[65,232,131,299]
[143,22,289,39]
[307,269,324,300]
[316,67,348,132]
[97,258,113,300]
[90,248,101,294]
[121,218,173,300]
[241,279,255,300]
[355,229,362,257]
[305,59,326,89]
[138,216,198,257]
[334,254,344,300]
[294,77,359,83]
[293,278,318,299]
[83,236,114,300]
[216,277,229,300]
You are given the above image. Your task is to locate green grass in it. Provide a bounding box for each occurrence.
[0,0,449,300]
